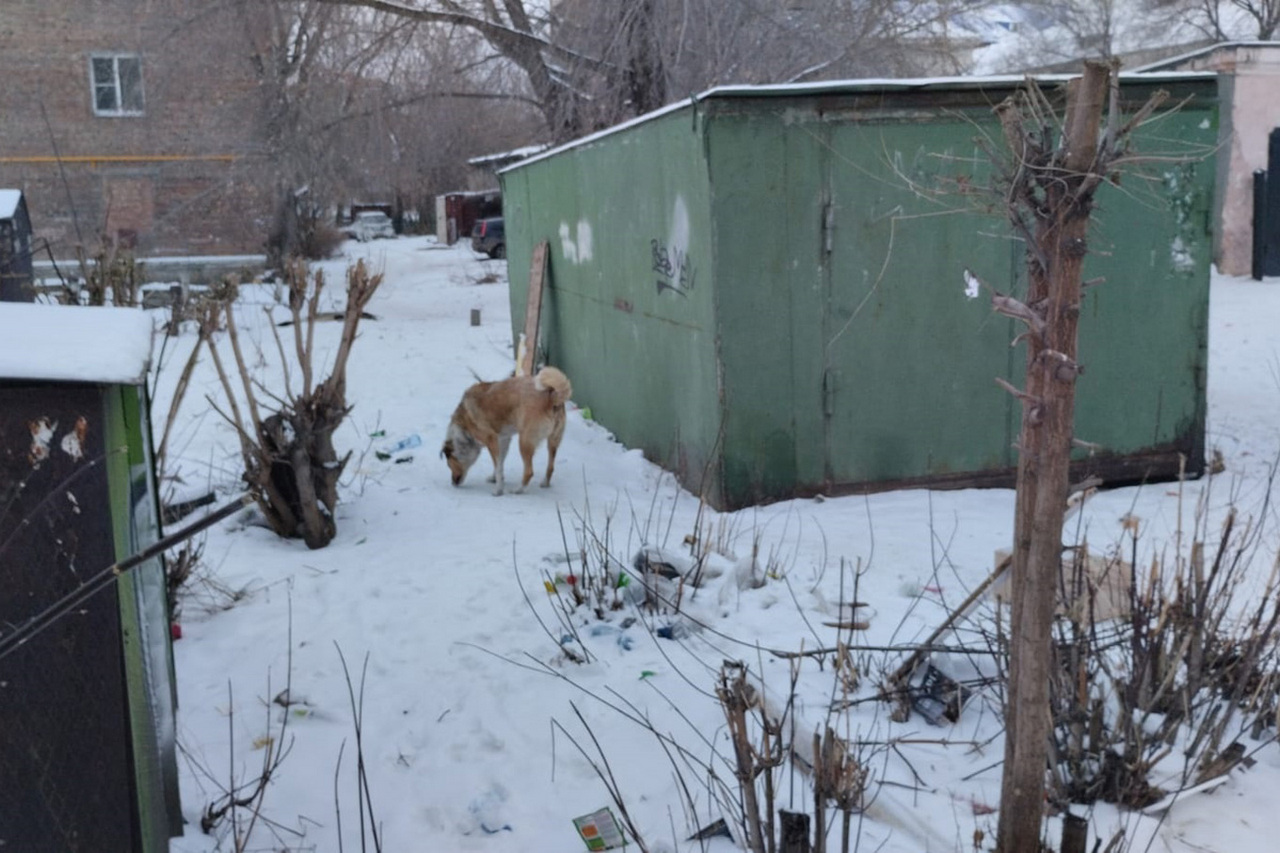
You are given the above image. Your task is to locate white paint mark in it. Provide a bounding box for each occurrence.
[669,195,690,256]
[963,268,981,299]
[28,417,56,465]
[558,222,578,264]
[1171,236,1195,272]
[559,220,594,265]
[60,431,83,461]
[60,416,88,461]
[575,221,593,262]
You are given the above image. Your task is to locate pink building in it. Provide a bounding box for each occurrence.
[1138,42,1280,277]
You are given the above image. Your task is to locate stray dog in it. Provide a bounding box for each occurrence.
[441,366,572,495]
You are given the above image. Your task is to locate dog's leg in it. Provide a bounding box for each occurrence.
[516,433,538,493]
[486,438,506,495]
[541,416,565,488]
[487,434,511,484]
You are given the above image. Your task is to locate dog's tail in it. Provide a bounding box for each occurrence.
[535,366,573,405]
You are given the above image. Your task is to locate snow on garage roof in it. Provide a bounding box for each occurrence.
[502,70,1217,174]
[0,189,22,220]
[0,303,154,385]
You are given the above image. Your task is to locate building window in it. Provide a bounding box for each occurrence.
[90,54,144,116]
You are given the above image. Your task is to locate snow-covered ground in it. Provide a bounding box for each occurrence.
[160,235,1280,852]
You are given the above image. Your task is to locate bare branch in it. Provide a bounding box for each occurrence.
[991,292,1047,337]
[221,290,265,440]
[266,307,295,404]
[994,376,1042,407]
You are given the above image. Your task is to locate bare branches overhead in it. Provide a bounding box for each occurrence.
[305,0,998,142]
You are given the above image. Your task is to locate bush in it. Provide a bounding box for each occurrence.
[298,220,345,260]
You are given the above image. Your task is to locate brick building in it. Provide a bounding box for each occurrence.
[0,1,273,259]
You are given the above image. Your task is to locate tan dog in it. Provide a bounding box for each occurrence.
[441,366,572,495]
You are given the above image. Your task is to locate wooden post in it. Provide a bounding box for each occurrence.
[997,61,1111,853]
[812,731,826,853]
[519,240,548,376]
[166,284,185,336]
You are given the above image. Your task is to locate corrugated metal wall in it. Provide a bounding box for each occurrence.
[504,77,1218,510]
[503,109,725,498]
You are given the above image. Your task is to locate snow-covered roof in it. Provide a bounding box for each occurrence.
[1130,40,1280,72]
[0,189,22,220]
[502,71,1218,175]
[0,303,154,385]
[468,143,552,168]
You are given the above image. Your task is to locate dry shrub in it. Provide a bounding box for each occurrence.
[76,235,144,306]
[200,259,382,548]
[1035,499,1280,811]
[298,219,345,260]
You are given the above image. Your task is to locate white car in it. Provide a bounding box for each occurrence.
[347,211,395,242]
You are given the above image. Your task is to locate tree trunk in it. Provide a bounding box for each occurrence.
[622,0,667,115]
[997,61,1110,853]
[266,184,300,270]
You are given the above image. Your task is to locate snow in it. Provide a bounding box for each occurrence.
[0,188,21,220]
[154,236,1280,853]
[468,143,553,167]
[1130,40,1280,72]
[503,71,1215,175]
[0,302,154,385]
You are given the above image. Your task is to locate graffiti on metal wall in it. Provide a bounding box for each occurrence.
[653,194,697,297]
[651,238,698,296]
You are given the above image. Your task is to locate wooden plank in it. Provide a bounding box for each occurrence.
[519,240,548,376]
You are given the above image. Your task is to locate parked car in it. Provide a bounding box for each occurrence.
[345,210,396,242]
[470,217,505,259]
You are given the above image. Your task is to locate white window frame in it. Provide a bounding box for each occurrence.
[89,53,145,117]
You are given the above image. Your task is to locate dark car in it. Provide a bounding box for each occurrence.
[470,217,505,259]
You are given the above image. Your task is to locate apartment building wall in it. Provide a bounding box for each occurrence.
[0,1,272,258]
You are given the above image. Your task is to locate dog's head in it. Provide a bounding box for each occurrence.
[440,421,480,486]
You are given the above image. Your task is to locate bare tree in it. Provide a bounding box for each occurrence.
[233,0,345,263]
[979,62,1173,852]
[227,1,507,257]
[310,0,997,142]
[978,0,1178,72]
[986,0,1280,75]
[1158,0,1280,39]
[307,0,597,141]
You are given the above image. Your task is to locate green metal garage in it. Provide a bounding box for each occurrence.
[501,73,1219,510]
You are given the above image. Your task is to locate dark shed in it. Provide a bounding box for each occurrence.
[0,189,35,302]
[0,303,180,851]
